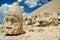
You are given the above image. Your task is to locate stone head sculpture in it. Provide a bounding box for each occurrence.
[3,2,23,35]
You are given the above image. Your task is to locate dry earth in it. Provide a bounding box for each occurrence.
[0,24,60,40]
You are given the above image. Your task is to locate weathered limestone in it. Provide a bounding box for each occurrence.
[24,12,58,27]
[3,2,23,35]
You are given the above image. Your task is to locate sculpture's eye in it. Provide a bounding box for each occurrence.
[6,18,9,22]
[11,18,17,23]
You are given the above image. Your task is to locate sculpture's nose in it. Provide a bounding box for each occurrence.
[7,21,11,25]
[5,21,12,29]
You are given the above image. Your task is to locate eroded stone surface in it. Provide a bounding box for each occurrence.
[3,2,23,35]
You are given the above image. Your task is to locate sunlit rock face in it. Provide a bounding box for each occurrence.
[24,12,58,27]
[3,2,23,35]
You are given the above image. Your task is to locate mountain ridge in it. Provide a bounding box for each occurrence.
[25,0,60,18]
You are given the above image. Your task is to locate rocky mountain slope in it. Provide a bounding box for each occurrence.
[25,0,60,17]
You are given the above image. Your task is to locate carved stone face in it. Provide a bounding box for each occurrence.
[3,15,23,34]
[3,2,23,35]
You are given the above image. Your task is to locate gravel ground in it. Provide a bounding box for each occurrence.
[0,25,60,40]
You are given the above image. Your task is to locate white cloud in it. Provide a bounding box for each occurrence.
[0,3,11,14]
[17,0,22,2]
[20,6,24,12]
[20,6,28,16]
[25,0,50,8]
[25,0,40,8]
[0,3,11,23]
[23,12,28,16]
[39,3,42,6]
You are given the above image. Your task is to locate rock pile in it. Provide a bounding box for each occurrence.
[24,12,59,27]
[3,2,23,35]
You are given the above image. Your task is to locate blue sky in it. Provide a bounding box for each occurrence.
[0,0,51,23]
[0,0,51,13]
[0,0,17,6]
